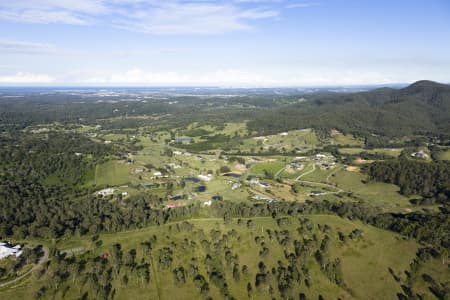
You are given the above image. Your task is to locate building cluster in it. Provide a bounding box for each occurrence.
[313,153,337,169]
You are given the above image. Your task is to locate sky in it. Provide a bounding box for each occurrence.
[0,0,449,86]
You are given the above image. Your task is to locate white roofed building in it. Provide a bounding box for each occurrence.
[98,188,115,197]
[0,242,22,260]
[198,174,213,181]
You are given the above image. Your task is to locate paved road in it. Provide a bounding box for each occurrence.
[0,247,49,288]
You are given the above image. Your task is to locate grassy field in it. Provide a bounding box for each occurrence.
[300,166,337,183]
[181,122,248,138]
[273,129,320,147]
[82,166,96,187]
[236,129,320,154]
[410,254,450,297]
[331,133,364,146]
[0,215,429,300]
[194,178,250,202]
[220,122,248,136]
[338,148,365,155]
[436,149,450,161]
[95,160,133,186]
[251,161,286,177]
[311,215,419,299]
[339,147,403,157]
[330,170,412,210]
[100,133,129,142]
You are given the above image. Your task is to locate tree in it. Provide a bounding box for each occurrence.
[247,282,253,297]
[35,286,47,299]
[223,212,232,225]
[173,267,186,285]
[121,274,129,286]
[247,220,254,229]
[242,265,249,277]
[220,166,231,173]
[125,249,137,267]
[141,241,152,256]
[158,247,173,270]
[232,264,241,281]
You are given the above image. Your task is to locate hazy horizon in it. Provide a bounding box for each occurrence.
[0,82,418,89]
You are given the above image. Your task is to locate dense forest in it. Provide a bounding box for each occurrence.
[0,132,119,239]
[247,81,450,137]
[0,132,114,188]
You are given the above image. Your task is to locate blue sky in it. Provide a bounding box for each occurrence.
[0,0,449,86]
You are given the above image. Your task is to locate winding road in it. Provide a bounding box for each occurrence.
[293,164,345,195]
[295,163,316,181]
[0,247,49,288]
[295,179,344,194]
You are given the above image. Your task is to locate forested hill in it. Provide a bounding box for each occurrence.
[247,80,450,137]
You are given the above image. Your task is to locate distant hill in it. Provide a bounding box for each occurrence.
[400,80,450,94]
[247,80,450,137]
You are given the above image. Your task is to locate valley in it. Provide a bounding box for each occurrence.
[0,82,449,300]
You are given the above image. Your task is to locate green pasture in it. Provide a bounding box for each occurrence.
[331,133,364,146]
[330,170,412,209]
[300,166,337,183]
[435,149,450,161]
[95,160,133,186]
[250,161,285,176]
[339,147,403,157]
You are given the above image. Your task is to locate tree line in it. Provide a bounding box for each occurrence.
[366,158,450,204]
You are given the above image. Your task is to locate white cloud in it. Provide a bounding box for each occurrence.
[113,2,279,35]
[0,0,107,14]
[0,0,105,25]
[0,10,90,25]
[238,8,279,19]
[0,72,55,84]
[286,2,319,9]
[233,0,283,3]
[0,40,56,55]
[0,0,280,34]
